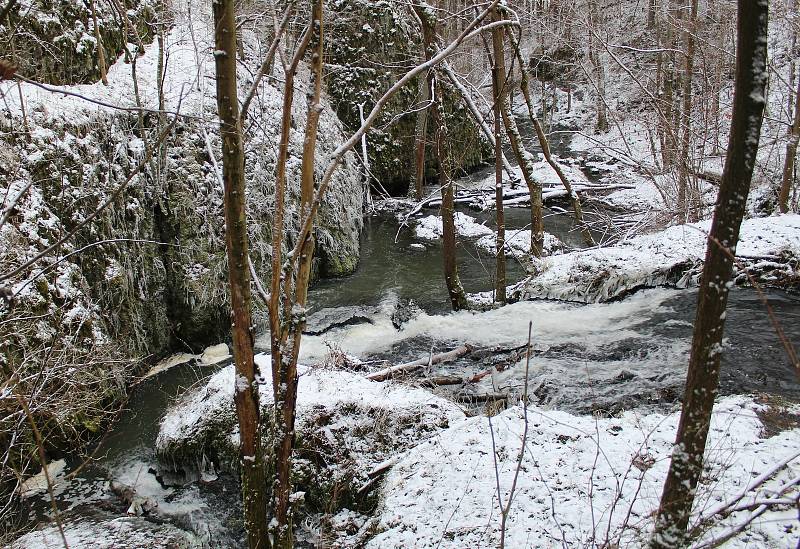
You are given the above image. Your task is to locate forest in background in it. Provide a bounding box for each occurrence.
[1,0,799,547]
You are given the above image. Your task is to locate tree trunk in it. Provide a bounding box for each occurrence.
[650,1,768,546]
[677,0,699,223]
[90,0,108,85]
[587,0,609,133]
[490,7,506,302]
[661,2,677,167]
[507,31,553,256]
[433,80,469,311]
[268,4,321,547]
[211,1,270,547]
[779,71,800,213]
[414,3,469,311]
[412,68,430,200]
[530,117,595,247]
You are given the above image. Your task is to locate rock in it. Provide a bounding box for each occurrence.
[304,306,377,336]
[155,358,465,514]
[390,299,422,330]
[144,353,197,380]
[325,0,489,195]
[110,481,159,517]
[199,344,231,366]
[5,0,154,85]
[612,369,637,383]
[18,459,66,498]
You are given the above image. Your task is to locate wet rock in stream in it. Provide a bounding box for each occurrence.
[303,305,378,336]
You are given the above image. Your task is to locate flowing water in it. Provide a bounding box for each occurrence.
[15,156,800,546]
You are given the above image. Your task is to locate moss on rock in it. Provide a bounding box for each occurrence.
[325,0,490,195]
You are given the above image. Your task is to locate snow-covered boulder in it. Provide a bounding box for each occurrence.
[10,511,200,549]
[514,215,800,302]
[155,355,465,513]
[414,212,494,240]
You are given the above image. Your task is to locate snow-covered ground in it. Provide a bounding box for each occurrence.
[368,395,800,548]
[156,355,465,491]
[512,214,800,303]
[11,515,200,549]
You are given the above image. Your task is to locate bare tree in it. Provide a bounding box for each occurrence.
[269,2,323,545]
[587,0,609,133]
[89,0,107,85]
[650,1,769,546]
[210,0,269,546]
[411,61,431,201]
[779,74,800,213]
[677,0,699,223]
[490,6,507,302]
[415,1,470,311]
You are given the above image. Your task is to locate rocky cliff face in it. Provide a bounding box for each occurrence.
[325,0,490,195]
[0,0,364,487]
[2,0,156,85]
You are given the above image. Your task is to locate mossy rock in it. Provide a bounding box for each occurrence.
[325,0,490,195]
[2,0,156,85]
[155,363,465,515]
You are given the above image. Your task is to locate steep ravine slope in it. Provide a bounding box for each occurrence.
[0,0,364,492]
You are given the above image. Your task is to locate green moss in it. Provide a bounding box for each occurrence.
[325,0,489,195]
[322,252,360,278]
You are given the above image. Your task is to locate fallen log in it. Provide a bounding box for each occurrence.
[422,368,494,387]
[454,391,509,403]
[366,344,474,382]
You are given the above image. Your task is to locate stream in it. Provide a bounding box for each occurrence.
[13,159,800,547]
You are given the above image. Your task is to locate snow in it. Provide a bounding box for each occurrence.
[18,459,66,498]
[514,215,800,303]
[368,396,800,548]
[142,352,196,380]
[11,515,199,548]
[413,212,564,258]
[157,354,465,474]
[199,342,231,365]
[1,1,212,122]
[475,228,564,257]
[414,212,494,240]
[142,343,231,379]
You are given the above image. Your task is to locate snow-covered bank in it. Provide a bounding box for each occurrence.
[512,215,800,303]
[156,356,464,507]
[11,514,200,549]
[413,212,564,257]
[368,395,800,548]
